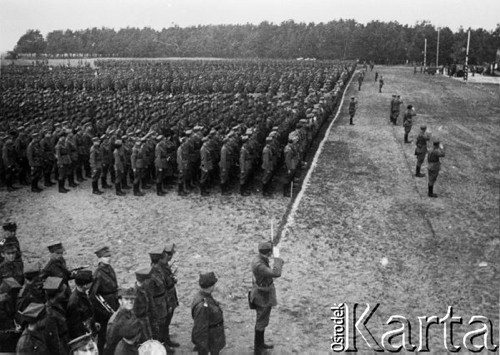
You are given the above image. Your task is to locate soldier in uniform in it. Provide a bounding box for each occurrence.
[68,333,98,355]
[0,221,22,266]
[16,263,45,314]
[121,136,133,190]
[14,128,29,186]
[103,287,137,355]
[357,72,364,91]
[16,303,49,354]
[0,242,24,285]
[66,130,79,188]
[100,135,113,190]
[55,132,71,193]
[348,96,357,126]
[249,241,285,354]
[43,276,70,355]
[89,137,104,195]
[378,76,384,93]
[27,132,44,192]
[40,131,56,187]
[403,105,417,143]
[427,141,445,198]
[67,270,98,339]
[414,125,430,178]
[154,135,168,196]
[261,137,274,197]
[41,243,73,302]
[391,95,402,125]
[199,136,213,196]
[161,243,180,348]
[89,246,119,355]
[113,318,141,355]
[113,140,126,196]
[239,136,252,196]
[2,132,18,191]
[131,139,146,197]
[283,138,298,197]
[191,272,225,355]
[133,268,153,343]
[176,136,189,196]
[219,137,231,195]
[0,277,22,352]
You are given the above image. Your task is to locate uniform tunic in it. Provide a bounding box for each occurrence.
[427,146,445,185]
[191,291,226,355]
[16,327,49,354]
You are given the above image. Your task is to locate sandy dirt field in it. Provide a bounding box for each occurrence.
[1,66,499,354]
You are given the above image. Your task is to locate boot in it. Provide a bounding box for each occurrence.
[92,181,103,195]
[254,329,273,354]
[263,182,272,197]
[59,180,69,193]
[156,183,166,196]
[416,166,425,177]
[350,117,354,125]
[428,185,438,198]
[221,182,231,195]
[44,173,55,186]
[31,179,43,193]
[101,177,112,189]
[133,183,145,197]
[200,182,209,196]
[404,134,412,144]
[115,183,126,196]
[178,183,187,196]
[121,176,131,190]
[142,181,152,190]
[240,183,250,196]
[68,174,78,188]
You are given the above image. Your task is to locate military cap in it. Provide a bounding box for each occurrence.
[18,303,46,323]
[433,141,440,146]
[2,221,17,232]
[222,137,229,143]
[156,135,164,141]
[117,287,136,299]
[100,134,106,140]
[241,135,249,142]
[164,243,176,254]
[407,105,413,110]
[149,250,165,262]
[68,333,94,352]
[209,128,217,135]
[201,136,209,143]
[265,136,273,143]
[119,319,141,339]
[95,246,111,258]
[74,270,93,285]
[420,125,427,130]
[43,276,64,292]
[31,132,40,138]
[47,242,64,253]
[245,128,253,135]
[392,94,397,97]
[185,129,193,136]
[193,126,203,132]
[91,137,100,142]
[258,241,273,253]
[0,277,22,293]
[135,267,151,282]
[199,271,218,288]
[121,135,128,140]
[115,140,123,146]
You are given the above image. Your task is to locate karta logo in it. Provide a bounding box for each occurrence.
[330,303,498,352]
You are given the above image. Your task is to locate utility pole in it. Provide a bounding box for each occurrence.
[464,30,471,81]
[436,28,440,68]
[424,38,427,70]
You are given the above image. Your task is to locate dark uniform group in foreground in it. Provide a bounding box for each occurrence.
[0,221,285,355]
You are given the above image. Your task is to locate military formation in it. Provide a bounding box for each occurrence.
[0,220,286,354]
[1,59,356,198]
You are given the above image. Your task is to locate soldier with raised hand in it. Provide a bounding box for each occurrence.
[27,132,44,193]
[199,136,213,196]
[154,135,167,196]
[104,287,137,355]
[89,246,119,355]
[427,140,446,198]
[89,137,104,195]
[348,96,357,126]
[113,140,126,196]
[191,272,225,355]
[414,125,430,178]
[403,105,417,144]
[249,241,285,354]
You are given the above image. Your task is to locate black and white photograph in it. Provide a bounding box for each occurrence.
[1,0,499,353]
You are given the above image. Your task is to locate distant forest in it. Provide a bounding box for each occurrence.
[12,20,500,65]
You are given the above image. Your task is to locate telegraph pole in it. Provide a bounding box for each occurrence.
[464,30,471,81]
[436,29,440,68]
[424,38,427,70]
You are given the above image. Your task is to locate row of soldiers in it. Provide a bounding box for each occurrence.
[1,66,353,197]
[0,220,184,354]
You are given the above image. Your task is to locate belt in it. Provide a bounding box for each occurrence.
[209,321,224,328]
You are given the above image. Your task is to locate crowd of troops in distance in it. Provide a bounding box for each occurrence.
[1,60,355,198]
[0,221,285,355]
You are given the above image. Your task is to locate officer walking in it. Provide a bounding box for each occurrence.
[191,272,225,355]
[249,241,284,354]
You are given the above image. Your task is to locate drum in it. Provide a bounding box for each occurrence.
[138,339,167,355]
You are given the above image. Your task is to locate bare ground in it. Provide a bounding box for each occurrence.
[1,66,499,354]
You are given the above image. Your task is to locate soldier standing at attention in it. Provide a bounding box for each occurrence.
[113,140,126,196]
[427,141,445,198]
[161,243,180,348]
[89,246,119,355]
[239,136,251,196]
[414,125,430,178]
[348,96,357,125]
[27,132,44,193]
[357,72,364,91]
[283,138,298,197]
[40,131,56,187]
[90,137,104,195]
[0,242,24,285]
[42,243,73,302]
[176,136,189,196]
[219,137,231,195]
[1,221,22,267]
[403,105,417,144]
[131,139,146,197]
[249,242,284,354]
[199,136,213,196]
[2,132,18,191]
[261,137,274,197]
[378,76,384,93]
[191,272,225,355]
[133,268,153,343]
[55,132,71,193]
[154,135,167,196]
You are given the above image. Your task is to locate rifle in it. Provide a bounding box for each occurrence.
[70,265,90,273]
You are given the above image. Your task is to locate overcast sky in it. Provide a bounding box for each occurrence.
[1,0,499,52]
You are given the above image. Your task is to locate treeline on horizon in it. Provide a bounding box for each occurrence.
[12,20,500,65]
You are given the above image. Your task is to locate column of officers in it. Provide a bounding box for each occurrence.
[2,113,321,198]
[1,221,284,355]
